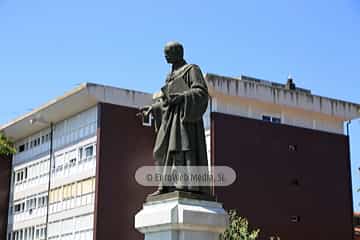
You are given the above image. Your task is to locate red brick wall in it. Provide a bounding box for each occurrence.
[0,155,11,240]
[93,103,156,240]
[212,112,353,240]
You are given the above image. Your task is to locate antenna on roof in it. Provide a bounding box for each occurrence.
[285,73,296,90]
[288,73,292,81]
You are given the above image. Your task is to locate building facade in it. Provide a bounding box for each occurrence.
[207,74,359,239]
[0,84,154,240]
[1,74,359,240]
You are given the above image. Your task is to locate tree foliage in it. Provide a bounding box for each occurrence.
[220,210,260,240]
[0,131,16,155]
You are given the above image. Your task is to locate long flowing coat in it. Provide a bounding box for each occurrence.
[152,63,209,172]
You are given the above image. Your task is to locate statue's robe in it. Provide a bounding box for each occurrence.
[151,63,209,194]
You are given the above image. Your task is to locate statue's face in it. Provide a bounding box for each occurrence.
[164,44,183,64]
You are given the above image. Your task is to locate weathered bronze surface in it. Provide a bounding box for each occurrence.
[139,41,210,196]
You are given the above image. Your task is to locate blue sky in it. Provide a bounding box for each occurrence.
[0,0,359,209]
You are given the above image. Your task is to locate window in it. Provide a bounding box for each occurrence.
[63,185,71,200]
[63,183,76,200]
[79,144,95,162]
[69,158,76,166]
[55,187,63,202]
[79,147,83,161]
[262,115,281,124]
[26,198,37,211]
[272,117,281,124]
[54,154,64,172]
[35,226,46,240]
[16,172,21,182]
[20,227,35,240]
[19,144,25,153]
[49,178,95,205]
[43,196,48,206]
[82,178,93,194]
[289,144,297,152]
[73,177,96,196]
[39,226,46,239]
[85,146,93,158]
[291,215,300,223]
[71,183,77,198]
[15,168,27,183]
[38,196,48,208]
[49,187,63,204]
[14,230,19,240]
[77,181,82,196]
[14,202,25,214]
[262,115,271,122]
[14,204,21,213]
[66,149,77,167]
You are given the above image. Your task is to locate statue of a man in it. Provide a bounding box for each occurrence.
[139,41,210,196]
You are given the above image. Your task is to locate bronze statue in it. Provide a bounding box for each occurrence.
[139,41,210,196]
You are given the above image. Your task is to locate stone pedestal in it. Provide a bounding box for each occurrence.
[135,191,229,240]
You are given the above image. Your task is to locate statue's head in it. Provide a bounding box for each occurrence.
[164,41,184,64]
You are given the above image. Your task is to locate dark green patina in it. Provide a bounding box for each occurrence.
[139,42,210,196]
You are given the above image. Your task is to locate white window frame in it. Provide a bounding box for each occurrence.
[262,114,282,124]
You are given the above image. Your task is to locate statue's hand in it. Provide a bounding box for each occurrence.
[168,93,185,106]
[136,105,152,117]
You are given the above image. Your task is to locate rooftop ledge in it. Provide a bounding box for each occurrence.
[205,73,360,121]
[0,83,152,141]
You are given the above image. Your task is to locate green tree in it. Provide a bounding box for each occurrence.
[0,131,16,155]
[220,210,260,240]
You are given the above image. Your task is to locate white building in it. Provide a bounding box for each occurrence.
[1,83,151,240]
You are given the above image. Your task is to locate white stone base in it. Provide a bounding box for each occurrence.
[135,197,228,240]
